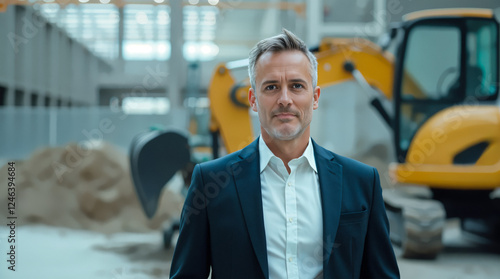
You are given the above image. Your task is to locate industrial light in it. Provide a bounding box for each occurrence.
[184,41,219,61]
[109,13,120,23]
[188,0,199,5]
[158,10,170,25]
[136,11,149,24]
[208,0,218,6]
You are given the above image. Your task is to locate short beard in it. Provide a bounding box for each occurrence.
[264,124,304,141]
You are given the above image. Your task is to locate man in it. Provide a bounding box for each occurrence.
[170,29,400,279]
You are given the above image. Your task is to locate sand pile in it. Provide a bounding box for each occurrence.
[0,142,184,234]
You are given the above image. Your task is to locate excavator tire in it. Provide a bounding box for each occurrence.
[384,190,445,259]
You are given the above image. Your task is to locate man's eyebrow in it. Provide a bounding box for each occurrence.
[289,78,307,84]
[261,80,280,86]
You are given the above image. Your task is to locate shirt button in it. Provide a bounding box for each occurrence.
[289,218,293,223]
[288,257,293,262]
[287,182,292,187]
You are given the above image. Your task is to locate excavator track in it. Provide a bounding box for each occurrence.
[383,190,446,259]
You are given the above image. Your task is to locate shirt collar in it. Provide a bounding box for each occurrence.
[259,136,317,173]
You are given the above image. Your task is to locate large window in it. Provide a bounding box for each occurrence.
[39,3,219,61]
[123,4,219,61]
[402,24,461,101]
[40,4,119,60]
[122,96,170,114]
[123,4,170,60]
[402,20,498,102]
[183,5,219,61]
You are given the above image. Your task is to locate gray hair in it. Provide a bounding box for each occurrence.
[248,28,318,90]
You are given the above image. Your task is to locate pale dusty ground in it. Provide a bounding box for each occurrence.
[0,220,499,279]
[0,225,172,279]
[396,219,500,279]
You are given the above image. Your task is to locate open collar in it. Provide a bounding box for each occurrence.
[258,136,317,173]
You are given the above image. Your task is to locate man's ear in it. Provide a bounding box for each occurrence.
[249,88,258,112]
[313,86,321,110]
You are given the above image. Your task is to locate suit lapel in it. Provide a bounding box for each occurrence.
[313,141,343,268]
[233,139,269,279]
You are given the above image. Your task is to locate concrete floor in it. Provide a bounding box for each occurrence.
[0,221,499,279]
[396,219,500,279]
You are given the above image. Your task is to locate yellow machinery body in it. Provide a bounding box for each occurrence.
[391,106,500,189]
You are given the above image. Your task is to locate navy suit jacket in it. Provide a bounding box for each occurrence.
[170,139,400,278]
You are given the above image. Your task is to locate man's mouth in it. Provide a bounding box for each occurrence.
[275,113,296,119]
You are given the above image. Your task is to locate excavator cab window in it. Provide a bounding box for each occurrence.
[464,19,498,99]
[395,17,499,161]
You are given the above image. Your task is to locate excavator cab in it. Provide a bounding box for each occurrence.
[385,9,500,258]
[394,11,499,161]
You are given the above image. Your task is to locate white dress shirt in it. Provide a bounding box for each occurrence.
[259,136,323,279]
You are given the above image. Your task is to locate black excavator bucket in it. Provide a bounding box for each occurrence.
[129,130,191,219]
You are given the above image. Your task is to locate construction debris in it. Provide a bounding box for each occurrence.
[0,142,184,234]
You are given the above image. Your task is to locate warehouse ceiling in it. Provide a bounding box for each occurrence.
[6,0,499,62]
[27,0,303,61]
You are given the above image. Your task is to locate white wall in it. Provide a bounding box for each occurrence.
[0,5,110,107]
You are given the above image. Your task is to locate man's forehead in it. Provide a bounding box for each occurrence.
[256,50,309,66]
[255,51,311,80]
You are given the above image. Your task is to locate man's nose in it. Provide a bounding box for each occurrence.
[277,87,292,107]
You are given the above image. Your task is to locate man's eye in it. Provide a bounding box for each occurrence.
[292,84,304,89]
[265,85,278,90]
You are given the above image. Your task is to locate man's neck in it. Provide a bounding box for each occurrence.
[261,130,310,172]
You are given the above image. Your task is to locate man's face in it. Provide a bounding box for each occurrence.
[249,50,320,141]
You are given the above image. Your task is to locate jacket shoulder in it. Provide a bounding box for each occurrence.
[197,149,245,172]
[197,138,258,172]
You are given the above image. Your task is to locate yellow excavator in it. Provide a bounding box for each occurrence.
[130,8,500,257]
